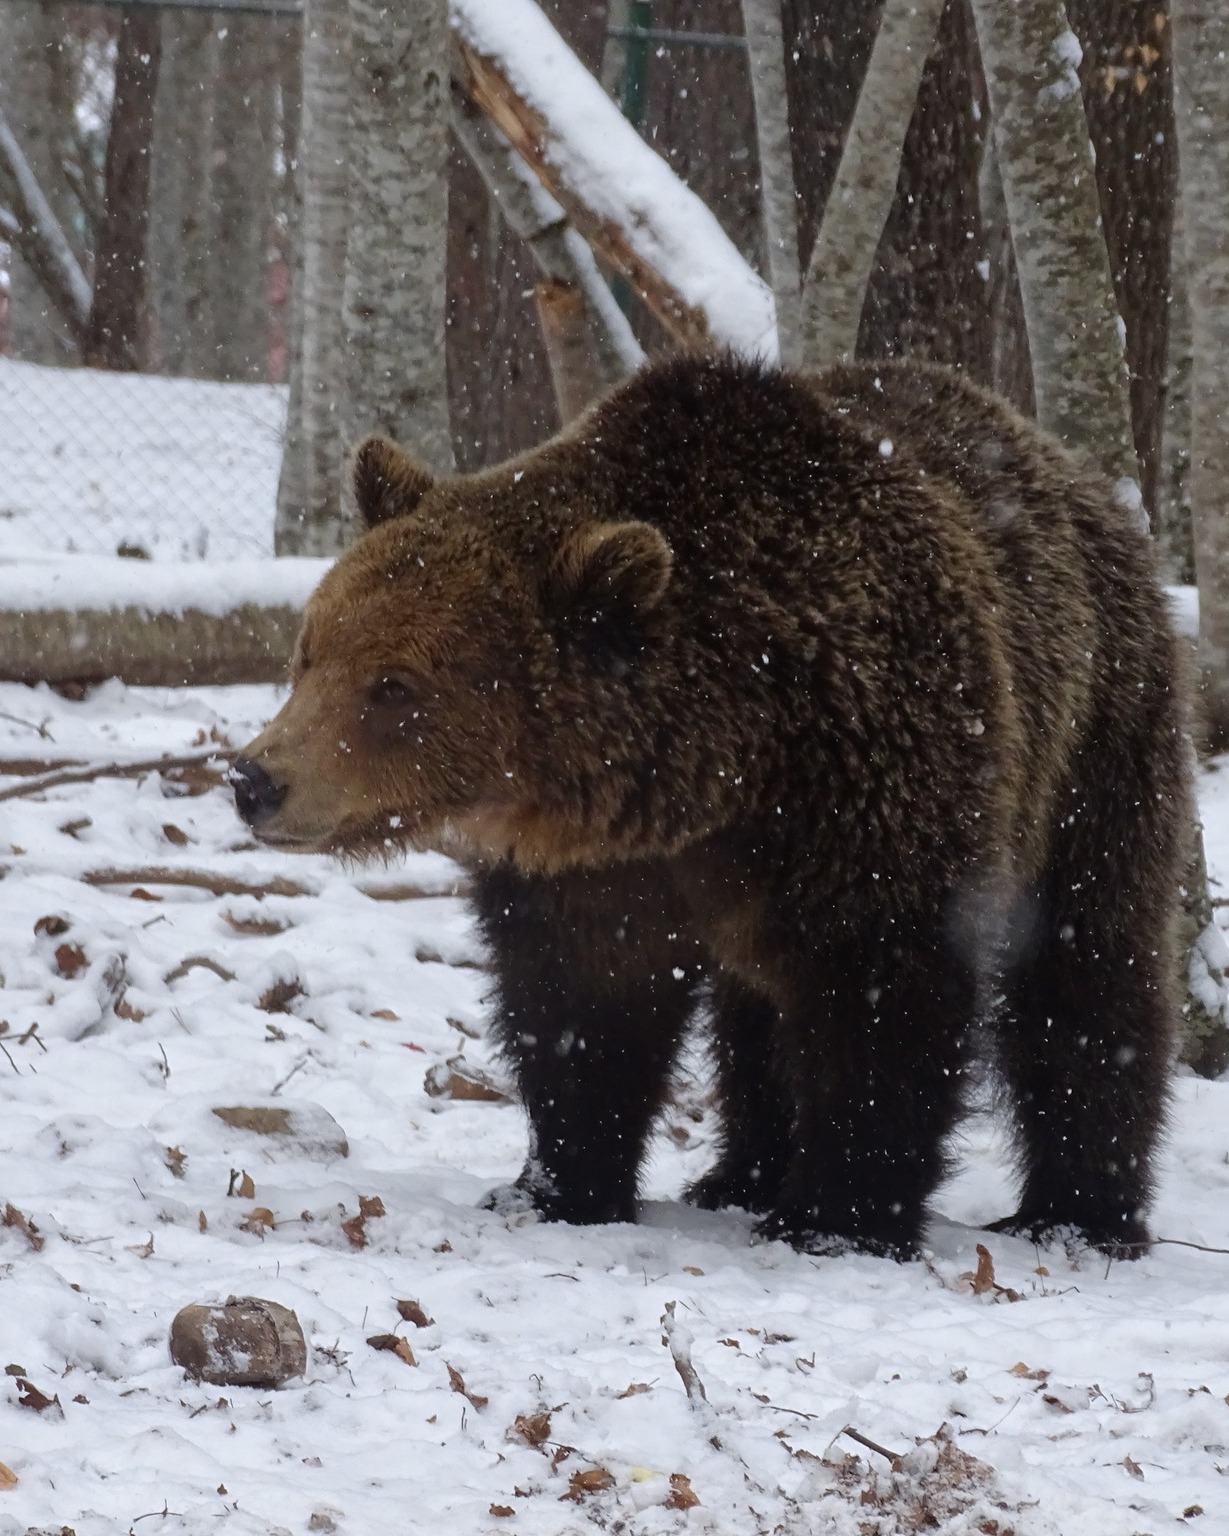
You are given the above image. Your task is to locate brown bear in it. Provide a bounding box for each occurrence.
[232,352,1190,1260]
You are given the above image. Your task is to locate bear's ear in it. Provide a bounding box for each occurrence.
[548,521,673,631]
[351,436,435,529]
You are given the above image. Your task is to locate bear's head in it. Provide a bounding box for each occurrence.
[232,435,674,870]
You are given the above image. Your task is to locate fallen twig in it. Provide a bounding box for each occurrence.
[839,1425,902,1464]
[661,1300,707,1405]
[0,750,231,802]
[84,867,313,900]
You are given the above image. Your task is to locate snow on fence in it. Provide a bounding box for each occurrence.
[0,357,286,562]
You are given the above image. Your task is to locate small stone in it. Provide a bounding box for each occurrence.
[170,1296,307,1387]
[212,1103,349,1160]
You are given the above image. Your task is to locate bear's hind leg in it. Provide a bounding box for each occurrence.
[991,879,1175,1260]
[472,862,702,1226]
[759,923,977,1259]
[685,974,794,1215]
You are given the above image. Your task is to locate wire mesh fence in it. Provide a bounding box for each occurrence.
[0,358,286,560]
[0,0,298,561]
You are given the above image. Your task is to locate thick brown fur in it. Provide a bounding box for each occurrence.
[234,352,1191,1260]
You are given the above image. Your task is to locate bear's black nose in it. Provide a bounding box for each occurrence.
[231,757,288,825]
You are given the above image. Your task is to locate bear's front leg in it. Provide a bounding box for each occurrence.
[471,862,701,1226]
[759,928,977,1259]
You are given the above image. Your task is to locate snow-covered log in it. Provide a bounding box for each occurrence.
[450,0,775,358]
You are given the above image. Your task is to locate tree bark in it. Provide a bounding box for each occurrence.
[275,0,351,556]
[968,0,1138,495]
[343,0,453,472]
[209,16,278,382]
[1066,0,1175,523]
[797,0,945,369]
[0,0,79,363]
[149,10,218,376]
[1158,179,1194,585]
[0,104,91,345]
[741,0,801,366]
[86,8,161,372]
[1173,0,1229,746]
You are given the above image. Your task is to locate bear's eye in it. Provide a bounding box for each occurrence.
[369,675,416,709]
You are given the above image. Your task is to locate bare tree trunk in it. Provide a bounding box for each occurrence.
[343,0,453,472]
[209,17,278,381]
[149,11,218,375]
[798,0,946,370]
[741,0,801,366]
[968,0,1137,496]
[978,138,1035,414]
[0,0,81,362]
[1173,0,1229,747]
[86,8,161,371]
[451,88,638,414]
[275,0,350,556]
[1066,0,1175,523]
[1158,179,1194,585]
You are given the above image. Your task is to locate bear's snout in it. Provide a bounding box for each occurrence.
[231,756,289,827]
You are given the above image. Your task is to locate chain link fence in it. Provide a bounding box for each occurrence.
[0,0,297,561]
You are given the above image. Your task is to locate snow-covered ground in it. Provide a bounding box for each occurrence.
[0,359,285,562]
[2,679,1229,1535]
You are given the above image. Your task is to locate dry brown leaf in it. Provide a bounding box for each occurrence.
[617,1382,652,1398]
[162,823,190,846]
[969,1244,996,1294]
[447,1363,488,1409]
[53,941,88,979]
[115,995,147,1021]
[229,1170,256,1199]
[165,1146,188,1179]
[367,1333,417,1368]
[1008,1361,1049,1382]
[371,1008,400,1021]
[561,1467,615,1502]
[198,1210,208,1233]
[1042,1393,1074,1414]
[127,1234,155,1259]
[341,1214,368,1250]
[129,888,163,902]
[665,1472,700,1510]
[258,977,305,1014]
[395,1299,434,1328]
[0,1460,17,1489]
[511,1409,552,1448]
[239,1207,276,1236]
[17,1377,62,1416]
[682,1265,704,1276]
[34,914,69,938]
[2,1203,44,1252]
[359,1194,386,1220]
[1123,1455,1144,1480]
[489,1505,515,1518]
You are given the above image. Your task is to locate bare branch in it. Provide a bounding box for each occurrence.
[0,102,91,341]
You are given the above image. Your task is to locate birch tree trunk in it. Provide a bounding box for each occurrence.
[1172,0,1229,747]
[274,0,350,556]
[1158,180,1194,585]
[968,0,1137,496]
[798,0,945,370]
[343,0,453,473]
[741,0,801,367]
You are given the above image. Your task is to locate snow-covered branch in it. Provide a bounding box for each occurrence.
[450,0,775,358]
